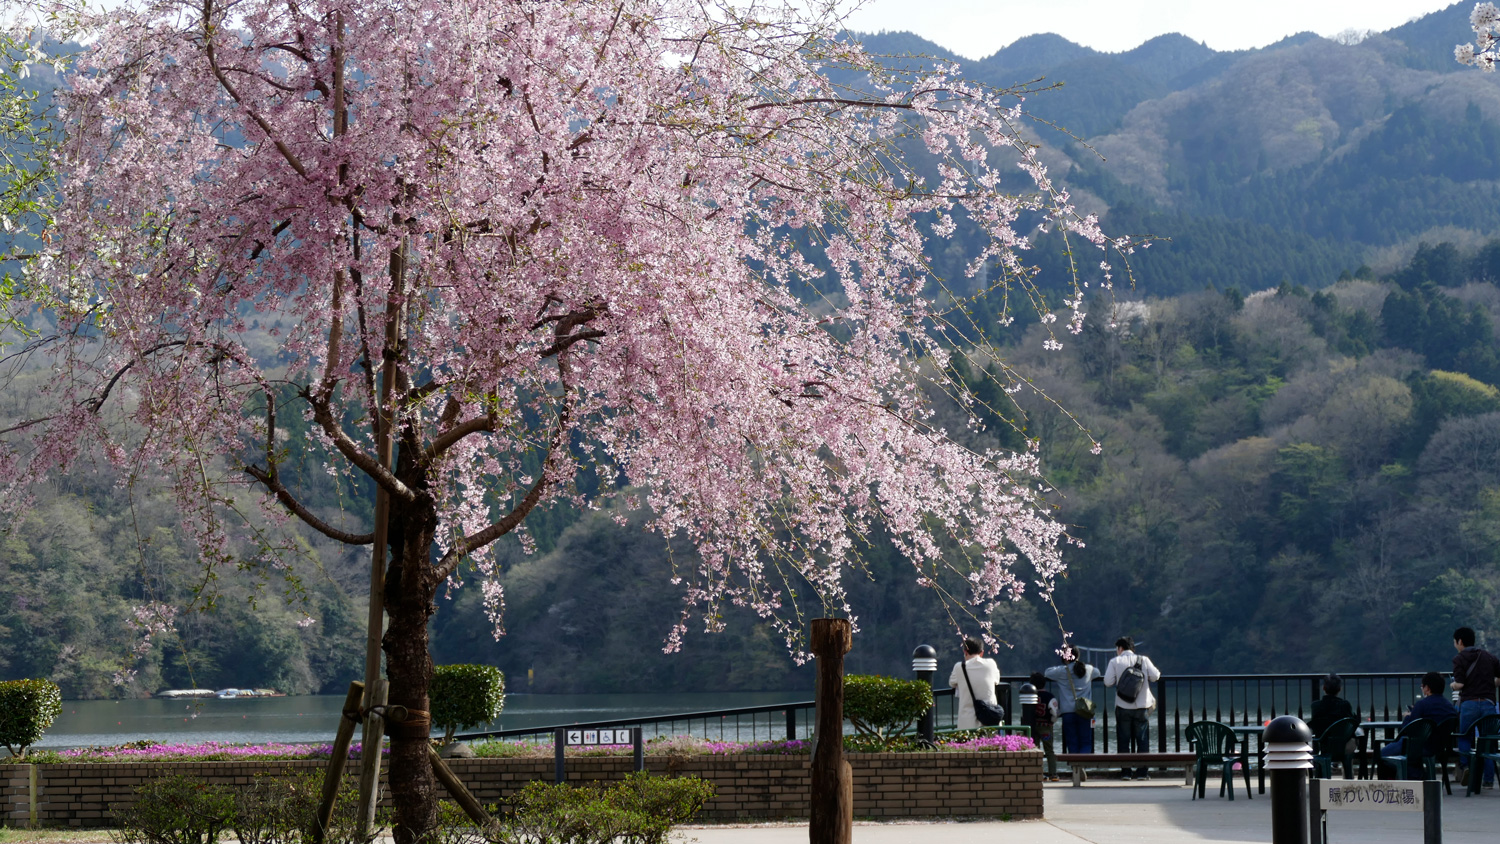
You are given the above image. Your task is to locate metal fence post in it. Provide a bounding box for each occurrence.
[1158,678,1168,751]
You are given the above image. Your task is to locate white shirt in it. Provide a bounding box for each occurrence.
[1103,651,1161,710]
[949,655,1001,729]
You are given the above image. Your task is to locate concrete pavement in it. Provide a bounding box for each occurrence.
[672,779,1490,843]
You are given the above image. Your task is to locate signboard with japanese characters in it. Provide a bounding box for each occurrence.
[1318,780,1423,812]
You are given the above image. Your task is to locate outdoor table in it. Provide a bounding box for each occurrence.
[1229,725,1266,794]
[1363,720,1404,778]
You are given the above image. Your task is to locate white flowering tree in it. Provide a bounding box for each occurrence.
[1458,3,1500,68]
[2,0,1127,835]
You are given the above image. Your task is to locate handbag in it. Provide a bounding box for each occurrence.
[1068,668,1095,717]
[960,659,1005,727]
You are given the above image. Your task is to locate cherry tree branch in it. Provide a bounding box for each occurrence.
[431,333,585,580]
[305,391,418,502]
[423,414,497,464]
[201,0,310,179]
[244,463,374,544]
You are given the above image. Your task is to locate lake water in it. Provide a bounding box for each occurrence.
[33,691,812,750]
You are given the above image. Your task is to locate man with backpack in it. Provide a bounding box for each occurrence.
[1104,636,1161,780]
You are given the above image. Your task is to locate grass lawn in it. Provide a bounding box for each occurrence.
[0,830,114,844]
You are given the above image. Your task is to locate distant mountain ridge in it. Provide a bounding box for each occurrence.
[852,2,1500,295]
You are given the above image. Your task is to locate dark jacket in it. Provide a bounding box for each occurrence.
[1309,694,1356,738]
[1401,693,1459,756]
[1453,646,1500,703]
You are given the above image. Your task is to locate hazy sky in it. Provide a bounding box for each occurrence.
[842,0,1464,59]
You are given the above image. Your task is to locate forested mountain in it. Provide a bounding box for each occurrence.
[9,4,1500,697]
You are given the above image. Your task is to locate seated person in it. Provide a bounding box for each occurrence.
[1379,671,1458,778]
[1310,673,1355,735]
[1310,673,1358,778]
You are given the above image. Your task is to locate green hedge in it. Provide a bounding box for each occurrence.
[843,674,932,748]
[430,663,504,743]
[0,678,62,758]
[114,771,710,844]
[502,772,715,844]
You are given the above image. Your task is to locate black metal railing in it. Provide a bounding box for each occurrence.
[455,672,1428,753]
[457,698,818,744]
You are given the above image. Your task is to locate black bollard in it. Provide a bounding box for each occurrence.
[912,644,937,746]
[1265,715,1314,844]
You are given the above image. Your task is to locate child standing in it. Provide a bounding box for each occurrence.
[1021,671,1061,781]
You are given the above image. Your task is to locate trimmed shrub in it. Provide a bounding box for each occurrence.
[430,664,504,744]
[228,772,323,844]
[113,775,235,844]
[0,677,62,758]
[843,674,933,747]
[497,772,715,844]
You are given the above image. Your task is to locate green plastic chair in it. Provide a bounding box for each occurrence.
[1382,718,1434,780]
[1186,720,1252,800]
[1311,717,1358,779]
[1466,713,1500,796]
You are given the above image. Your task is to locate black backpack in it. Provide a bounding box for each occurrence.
[1032,692,1056,734]
[1117,655,1147,703]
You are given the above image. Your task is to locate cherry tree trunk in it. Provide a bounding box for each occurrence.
[383,494,440,844]
[809,618,853,844]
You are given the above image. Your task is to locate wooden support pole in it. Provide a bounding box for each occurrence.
[314,681,365,844]
[428,746,493,829]
[355,679,387,835]
[809,618,853,844]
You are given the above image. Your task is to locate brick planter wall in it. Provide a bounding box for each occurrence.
[0,749,1042,828]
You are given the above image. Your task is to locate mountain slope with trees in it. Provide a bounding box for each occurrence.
[9,3,1500,698]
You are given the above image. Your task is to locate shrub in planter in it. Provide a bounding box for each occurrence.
[430,664,504,744]
[0,678,62,758]
[843,674,932,748]
[113,775,235,844]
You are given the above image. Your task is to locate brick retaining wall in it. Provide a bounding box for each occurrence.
[0,750,1041,827]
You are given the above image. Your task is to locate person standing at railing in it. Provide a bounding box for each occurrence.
[1104,636,1161,781]
[948,637,1001,730]
[1045,653,1099,758]
[1451,626,1500,788]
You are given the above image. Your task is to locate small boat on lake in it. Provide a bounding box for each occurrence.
[156,689,215,699]
[155,687,282,699]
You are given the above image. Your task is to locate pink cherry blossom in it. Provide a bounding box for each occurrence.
[5,0,1120,837]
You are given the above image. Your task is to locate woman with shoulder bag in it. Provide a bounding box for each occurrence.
[1045,656,1099,755]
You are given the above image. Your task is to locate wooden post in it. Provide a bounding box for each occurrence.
[356,229,404,840]
[26,763,36,829]
[355,679,387,835]
[313,681,364,844]
[809,618,853,844]
[428,746,492,828]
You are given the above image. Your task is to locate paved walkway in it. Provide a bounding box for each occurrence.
[672,780,1490,842]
